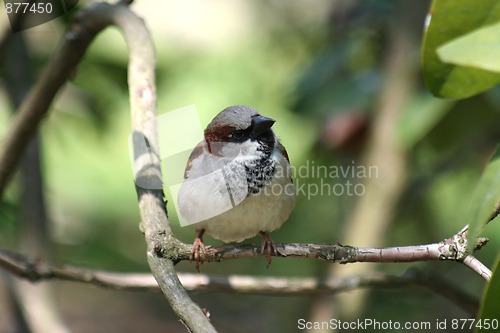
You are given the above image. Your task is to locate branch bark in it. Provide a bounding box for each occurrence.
[0,1,216,332]
[154,228,491,281]
[0,1,492,331]
[0,224,489,322]
[0,250,479,315]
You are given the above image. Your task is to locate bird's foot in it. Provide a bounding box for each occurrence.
[259,231,276,268]
[190,229,206,272]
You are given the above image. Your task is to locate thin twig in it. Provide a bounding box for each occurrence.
[462,255,492,281]
[0,250,479,315]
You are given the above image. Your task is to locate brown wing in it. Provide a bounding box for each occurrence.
[277,141,294,183]
[184,141,207,179]
[277,141,290,163]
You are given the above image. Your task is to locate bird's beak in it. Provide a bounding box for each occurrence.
[251,115,275,136]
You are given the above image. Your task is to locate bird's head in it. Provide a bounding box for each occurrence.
[204,105,276,157]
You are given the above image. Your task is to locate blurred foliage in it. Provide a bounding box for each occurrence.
[397,93,454,149]
[422,0,500,98]
[477,257,500,332]
[1,0,500,332]
[420,0,500,322]
[292,1,391,117]
[467,147,500,253]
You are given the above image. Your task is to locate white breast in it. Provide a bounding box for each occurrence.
[177,146,295,243]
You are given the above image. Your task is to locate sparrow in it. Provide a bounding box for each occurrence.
[177,105,296,270]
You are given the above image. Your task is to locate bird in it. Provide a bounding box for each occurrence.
[177,105,296,270]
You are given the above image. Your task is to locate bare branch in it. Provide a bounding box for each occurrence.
[452,226,492,280]
[0,250,479,315]
[116,6,216,333]
[179,270,479,315]
[462,255,492,280]
[6,226,481,283]
[0,1,216,332]
[156,228,491,281]
[0,249,158,292]
[3,28,69,332]
[0,1,491,330]
[0,3,114,193]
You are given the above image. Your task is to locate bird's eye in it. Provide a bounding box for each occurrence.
[230,130,245,141]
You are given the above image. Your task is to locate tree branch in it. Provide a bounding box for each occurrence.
[0,249,479,315]
[0,1,492,330]
[156,228,492,281]
[0,4,110,193]
[462,255,492,281]
[0,1,216,332]
[3,27,69,333]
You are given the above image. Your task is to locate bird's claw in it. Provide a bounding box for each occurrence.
[259,231,276,268]
[190,230,207,272]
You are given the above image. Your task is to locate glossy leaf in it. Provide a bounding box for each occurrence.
[438,23,500,74]
[422,0,500,98]
[467,146,500,253]
[476,257,500,333]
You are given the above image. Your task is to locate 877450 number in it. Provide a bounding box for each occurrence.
[451,319,499,330]
[5,2,53,14]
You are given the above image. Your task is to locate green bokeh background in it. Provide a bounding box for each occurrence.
[1,1,500,332]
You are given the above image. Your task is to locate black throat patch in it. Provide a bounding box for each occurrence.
[245,137,276,195]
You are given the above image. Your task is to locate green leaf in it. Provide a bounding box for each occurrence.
[476,256,500,333]
[467,146,500,252]
[438,23,500,74]
[398,93,454,149]
[422,0,500,98]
